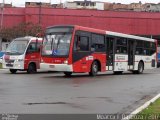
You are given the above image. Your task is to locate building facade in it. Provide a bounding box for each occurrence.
[142,3,160,12]
[64,1,104,10]
[25,2,52,8]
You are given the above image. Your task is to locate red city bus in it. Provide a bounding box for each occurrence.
[40,25,157,76]
[2,36,42,74]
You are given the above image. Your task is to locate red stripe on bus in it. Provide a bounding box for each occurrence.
[114,61,128,62]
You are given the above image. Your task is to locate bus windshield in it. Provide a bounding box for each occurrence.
[6,40,29,55]
[42,33,72,56]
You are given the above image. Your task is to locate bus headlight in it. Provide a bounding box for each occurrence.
[64,60,68,64]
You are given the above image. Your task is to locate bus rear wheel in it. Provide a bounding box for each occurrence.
[137,62,144,74]
[64,72,72,77]
[27,63,37,74]
[89,61,99,76]
[10,69,17,74]
[133,61,144,74]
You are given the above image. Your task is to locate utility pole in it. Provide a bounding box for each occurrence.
[0,0,5,29]
[38,2,42,25]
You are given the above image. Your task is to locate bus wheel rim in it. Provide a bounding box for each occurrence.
[93,64,98,73]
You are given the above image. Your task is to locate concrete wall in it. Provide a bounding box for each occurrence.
[1,7,160,35]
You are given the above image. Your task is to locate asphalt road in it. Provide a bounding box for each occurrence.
[0,69,160,114]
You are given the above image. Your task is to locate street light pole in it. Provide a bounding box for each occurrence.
[0,0,5,29]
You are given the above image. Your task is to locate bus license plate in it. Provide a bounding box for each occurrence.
[6,64,13,67]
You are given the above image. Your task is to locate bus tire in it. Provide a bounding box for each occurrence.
[113,71,123,75]
[64,72,72,77]
[89,61,99,76]
[137,61,144,74]
[132,71,137,74]
[27,63,37,74]
[132,62,144,74]
[10,69,17,74]
[157,62,160,68]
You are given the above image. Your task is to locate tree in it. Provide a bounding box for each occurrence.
[0,22,43,41]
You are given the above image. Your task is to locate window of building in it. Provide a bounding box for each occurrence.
[81,3,85,6]
[77,2,80,6]
[86,3,89,6]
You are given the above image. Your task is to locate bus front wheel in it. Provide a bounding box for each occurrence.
[64,72,72,77]
[10,69,17,74]
[27,63,37,74]
[89,61,98,76]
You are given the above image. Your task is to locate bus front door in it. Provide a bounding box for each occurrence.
[106,37,114,71]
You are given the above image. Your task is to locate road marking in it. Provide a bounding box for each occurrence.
[122,93,160,120]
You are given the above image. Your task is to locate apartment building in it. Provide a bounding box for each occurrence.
[25,2,52,8]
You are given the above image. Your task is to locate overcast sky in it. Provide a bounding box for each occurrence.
[0,0,159,7]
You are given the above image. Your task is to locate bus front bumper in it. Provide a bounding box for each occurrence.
[2,62,24,70]
[40,63,73,72]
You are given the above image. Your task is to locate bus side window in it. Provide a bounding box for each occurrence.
[74,35,80,51]
[136,40,144,55]
[116,38,127,54]
[27,43,36,53]
[79,36,89,51]
[91,34,105,52]
[74,35,89,51]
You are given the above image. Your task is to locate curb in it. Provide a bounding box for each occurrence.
[122,93,160,120]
